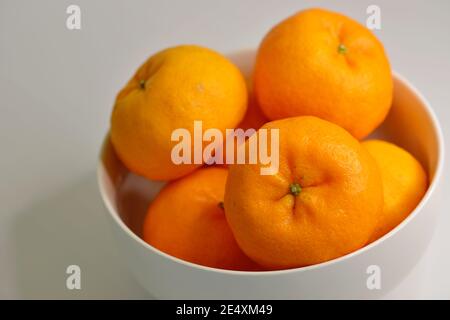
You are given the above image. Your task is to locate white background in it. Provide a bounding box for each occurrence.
[0,0,449,299]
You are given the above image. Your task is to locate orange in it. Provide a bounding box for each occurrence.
[363,140,428,241]
[224,116,383,269]
[238,83,268,131]
[143,167,259,271]
[216,82,268,166]
[111,45,247,181]
[253,8,393,139]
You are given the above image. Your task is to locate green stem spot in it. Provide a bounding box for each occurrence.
[139,80,146,89]
[289,183,302,196]
[218,201,224,210]
[338,44,348,54]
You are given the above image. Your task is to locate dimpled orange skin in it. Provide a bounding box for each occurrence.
[363,140,428,242]
[253,8,393,139]
[224,116,383,269]
[111,45,247,181]
[143,167,259,271]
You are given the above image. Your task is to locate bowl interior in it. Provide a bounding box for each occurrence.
[98,49,443,266]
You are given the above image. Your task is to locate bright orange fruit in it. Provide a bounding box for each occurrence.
[253,8,393,139]
[363,140,428,241]
[238,82,268,131]
[224,116,383,269]
[111,45,247,181]
[216,80,268,166]
[143,167,259,271]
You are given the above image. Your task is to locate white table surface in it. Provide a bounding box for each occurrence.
[1,0,449,299]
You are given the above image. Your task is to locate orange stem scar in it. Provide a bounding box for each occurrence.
[289,183,302,196]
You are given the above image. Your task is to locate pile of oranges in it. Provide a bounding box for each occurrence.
[109,8,427,271]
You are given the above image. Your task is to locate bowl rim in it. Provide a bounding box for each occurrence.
[97,71,445,276]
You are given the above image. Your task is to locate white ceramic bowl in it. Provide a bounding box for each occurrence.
[97,50,444,299]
